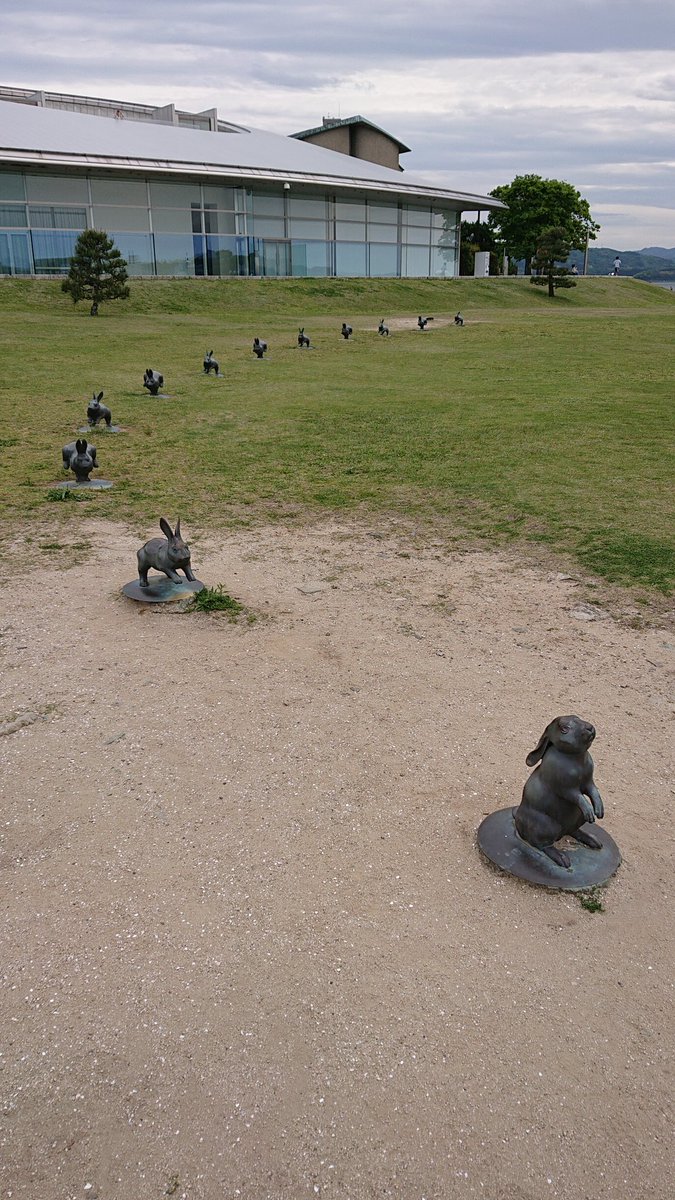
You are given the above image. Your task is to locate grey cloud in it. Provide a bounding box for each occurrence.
[4,1,675,65]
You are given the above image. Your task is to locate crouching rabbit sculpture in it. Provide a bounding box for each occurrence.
[137,518,196,588]
[62,438,98,482]
[143,368,164,396]
[513,715,605,869]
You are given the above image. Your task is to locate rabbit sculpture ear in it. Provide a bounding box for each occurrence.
[174,518,181,538]
[159,517,174,540]
[525,720,558,766]
[75,438,87,454]
[97,391,104,402]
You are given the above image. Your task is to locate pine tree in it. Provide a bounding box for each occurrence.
[61,230,130,311]
[530,227,577,298]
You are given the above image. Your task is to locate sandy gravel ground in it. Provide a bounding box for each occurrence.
[1,517,673,1200]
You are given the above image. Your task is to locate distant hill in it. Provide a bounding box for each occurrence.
[640,247,675,262]
[568,246,675,281]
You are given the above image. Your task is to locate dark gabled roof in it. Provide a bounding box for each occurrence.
[291,115,411,155]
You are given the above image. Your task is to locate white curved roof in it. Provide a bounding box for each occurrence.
[0,100,504,211]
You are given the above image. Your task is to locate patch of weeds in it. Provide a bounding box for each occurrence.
[191,584,245,618]
[165,1176,180,1197]
[576,531,675,593]
[45,487,92,502]
[0,437,19,449]
[38,541,65,551]
[578,887,605,913]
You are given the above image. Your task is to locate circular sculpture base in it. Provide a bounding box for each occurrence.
[477,807,621,891]
[78,425,123,433]
[122,576,205,604]
[50,479,114,490]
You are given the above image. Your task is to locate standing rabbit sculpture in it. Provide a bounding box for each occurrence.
[513,715,605,869]
[137,518,196,588]
[203,350,220,375]
[297,328,310,349]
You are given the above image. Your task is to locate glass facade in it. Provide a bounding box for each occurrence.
[0,169,460,279]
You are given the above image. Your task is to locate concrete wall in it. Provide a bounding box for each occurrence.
[301,127,351,156]
[351,126,402,171]
[297,125,402,170]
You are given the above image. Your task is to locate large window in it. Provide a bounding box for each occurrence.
[291,240,330,277]
[0,231,32,274]
[335,220,365,241]
[0,204,27,227]
[154,233,200,275]
[402,244,430,277]
[28,206,86,230]
[111,233,155,275]
[369,243,398,277]
[31,230,81,273]
[25,174,88,203]
[288,218,327,239]
[251,193,284,217]
[335,242,367,276]
[90,178,148,206]
[289,196,326,219]
[0,173,26,201]
[92,205,150,232]
[150,180,201,208]
[205,236,248,276]
[252,216,285,238]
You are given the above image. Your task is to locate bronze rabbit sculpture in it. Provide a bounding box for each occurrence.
[87,391,112,427]
[62,438,98,482]
[513,715,605,869]
[137,518,196,588]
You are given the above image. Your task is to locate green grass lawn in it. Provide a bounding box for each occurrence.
[1,275,673,591]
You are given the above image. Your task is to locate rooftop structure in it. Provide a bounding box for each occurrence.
[292,115,411,172]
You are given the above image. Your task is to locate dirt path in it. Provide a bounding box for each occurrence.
[1,517,673,1200]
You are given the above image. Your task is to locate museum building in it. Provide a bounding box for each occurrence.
[0,87,504,280]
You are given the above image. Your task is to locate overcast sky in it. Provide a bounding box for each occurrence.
[3,0,674,249]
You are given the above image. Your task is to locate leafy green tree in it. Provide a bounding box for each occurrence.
[530,227,577,297]
[487,175,599,273]
[61,230,130,311]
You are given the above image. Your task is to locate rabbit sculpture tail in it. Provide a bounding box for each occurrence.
[513,714,605,869]
[137,518,196,588]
